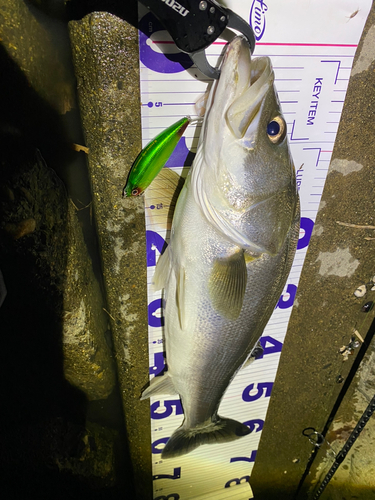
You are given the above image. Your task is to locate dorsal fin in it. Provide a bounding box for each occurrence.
[144,168,184,230]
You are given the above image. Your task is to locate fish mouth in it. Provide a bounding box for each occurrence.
[211,36,274,140]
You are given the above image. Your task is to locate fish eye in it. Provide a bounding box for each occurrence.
[131,188,142,196]
[267,116,286,144]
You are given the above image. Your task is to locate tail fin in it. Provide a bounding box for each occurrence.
[161,417,250,459]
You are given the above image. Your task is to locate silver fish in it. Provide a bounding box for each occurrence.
[142,36,300,459]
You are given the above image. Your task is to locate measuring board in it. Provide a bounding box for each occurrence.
[137,1,372,498]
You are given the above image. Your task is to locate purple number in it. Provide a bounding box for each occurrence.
[297,217,314,250]
[242,382,273,402]
[148,299,165,328]
[230,450,257,463]
[139,13,193,74]
[225,475,250,488]
[149,351,166,376]
[277,284,297,309]
[243,419,264,433]
[256,336,283,358]
[146,231,167,267]
[151,399,183,420]
[152,437,169,454]
[153,467,181,480]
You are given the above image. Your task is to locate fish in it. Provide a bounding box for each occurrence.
[122,116,190,198]
[141,36,300,459]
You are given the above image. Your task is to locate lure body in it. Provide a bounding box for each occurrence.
[123,116,190,197]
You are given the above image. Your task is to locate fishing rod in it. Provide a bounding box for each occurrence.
[312,391,375,499]
[294,314,375,499]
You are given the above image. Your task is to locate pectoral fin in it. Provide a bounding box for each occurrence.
[208,250,247,320]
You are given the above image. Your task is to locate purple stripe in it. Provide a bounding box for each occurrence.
[140,77,211,82]
[142,114,194,118]
[274,66,304,69]
[252,54,354,57]
[163,103,195,106]
[141,91,206,94]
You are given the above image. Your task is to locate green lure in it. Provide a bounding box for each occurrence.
[122,116,191,198]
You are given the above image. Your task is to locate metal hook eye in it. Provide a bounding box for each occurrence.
[302,427,325,447]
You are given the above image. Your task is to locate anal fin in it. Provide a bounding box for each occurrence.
[141,373,177,400]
